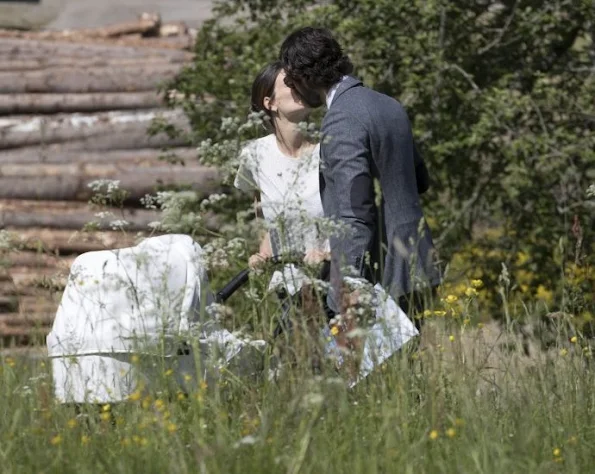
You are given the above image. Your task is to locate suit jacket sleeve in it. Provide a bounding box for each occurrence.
[321,110,376,281]
[413,141,430,195]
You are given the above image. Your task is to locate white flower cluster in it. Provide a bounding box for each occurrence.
[109,219,130,230]
[587,184,595,199]
[148,191,203,234]
[206,302,234,322]
[202,236,248,271]
[0,230,16,252]
[199,193,228,212]
[87,179,121,194]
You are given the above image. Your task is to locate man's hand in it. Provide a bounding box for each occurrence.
[248,252,270,269]
[304,249,330,266]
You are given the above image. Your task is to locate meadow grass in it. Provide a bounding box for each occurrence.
[2,309,594,474]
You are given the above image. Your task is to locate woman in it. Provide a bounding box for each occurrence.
[235,61,329,269]
[235,61,330,343]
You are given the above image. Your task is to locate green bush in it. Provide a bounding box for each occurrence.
[155,0,594,318]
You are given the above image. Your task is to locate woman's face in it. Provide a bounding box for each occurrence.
[266,70,311,122]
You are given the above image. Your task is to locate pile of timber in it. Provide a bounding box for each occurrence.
[0,15,220,348]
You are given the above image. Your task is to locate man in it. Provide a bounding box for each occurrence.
[279,27,441,325]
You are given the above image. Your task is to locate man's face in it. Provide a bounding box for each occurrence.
[283,75,324,109]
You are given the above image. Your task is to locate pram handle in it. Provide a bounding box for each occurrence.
[215,253,305,303]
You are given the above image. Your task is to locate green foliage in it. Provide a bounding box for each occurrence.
[4,314,595,473]
[157,0,594,317]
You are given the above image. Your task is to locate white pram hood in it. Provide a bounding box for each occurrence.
[47,234,214,357]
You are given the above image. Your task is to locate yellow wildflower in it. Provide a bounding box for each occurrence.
[141,395,152,409]
[446,428,456,438]
[50,435,62,446]
[553,448,561,457]
[465,287,478,298]
[471,279,484,289]
[154,399,165,411]
[177,392,187,401]
[67,418,77,429]
[184,374,193,383]
[535,285,553,304]
[445,295,458,304]
[81,435,90,445]
[463,318,471,326]
[128,390,142,402]
[449,335,455,342]
[423,309,433,318]
[429,430,439,440]
[164,368,174,377]
[560,348,568,357]
[330,326,339,336]
[131,355,140,364]
[167,422,177,434]
[100,412,112,422]
[6,357,15,368]
[570,336,577,344]
[102,404,111,412]
[434,310,447,317]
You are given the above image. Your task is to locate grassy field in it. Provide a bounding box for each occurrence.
[2,307,594,474]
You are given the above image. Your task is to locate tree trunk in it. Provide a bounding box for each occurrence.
[0,109,190,149]
[0,147,197,165]
[0,164,220,201]
[0,55,189,72]
[11,227,139,255]
[0,202,161,231]
[0,38,192,60]
[0,313,54,327]
[0,92,165,115]
[0,63,183,94]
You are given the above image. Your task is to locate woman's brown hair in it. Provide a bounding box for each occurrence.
[250,61,283,132]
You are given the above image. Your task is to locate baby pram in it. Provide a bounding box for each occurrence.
[47,234,419,404]
[47,234,265,404]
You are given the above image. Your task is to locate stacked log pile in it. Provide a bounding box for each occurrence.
[0,15,218,348]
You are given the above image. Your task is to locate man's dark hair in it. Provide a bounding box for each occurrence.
[280,27,353,91]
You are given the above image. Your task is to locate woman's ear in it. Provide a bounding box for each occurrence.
[263,96,277,113]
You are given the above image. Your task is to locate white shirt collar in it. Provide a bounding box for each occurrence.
[326,75,349,108]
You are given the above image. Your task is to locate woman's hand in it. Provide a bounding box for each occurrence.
[304,249,330,266]
[248,252,271,269]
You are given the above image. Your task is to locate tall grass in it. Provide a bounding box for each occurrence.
[2,307,595,474]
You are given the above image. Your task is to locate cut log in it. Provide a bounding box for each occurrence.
[0,313,54,327]
[0,55,190,71]
[7,266,67,292]
[0,38,193,60]
[0,295,18,313]
[0,204,161,231]
[0,13,161,40]
[0,109,190,149]
[159,22,189,38]
[0,147,197,165]
[1,251,75,270]
[17,297,59,317]
[0,92,165,115]
[10,228,140,254]
[0,63,183,94]
[0,164,220,201]
[0,280,18,296]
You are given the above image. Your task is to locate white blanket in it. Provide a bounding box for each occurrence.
[47,234,215,357]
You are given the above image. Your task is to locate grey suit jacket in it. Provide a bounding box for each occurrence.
[320,76,441,312]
